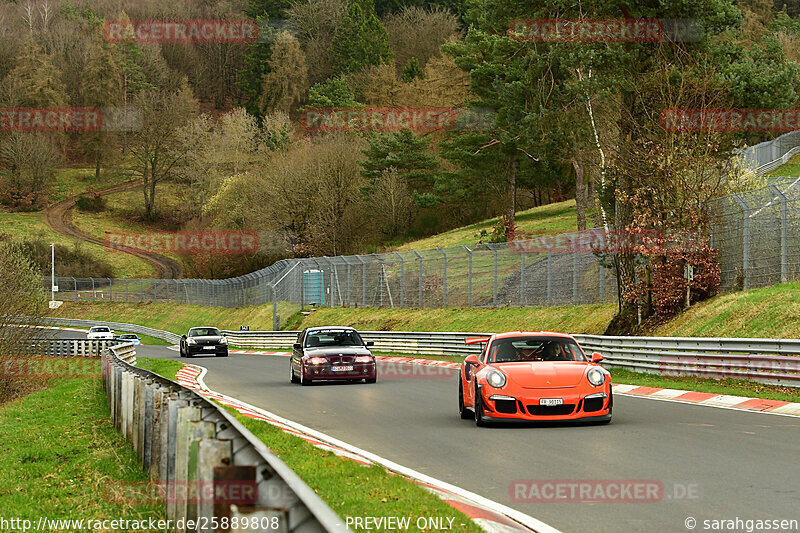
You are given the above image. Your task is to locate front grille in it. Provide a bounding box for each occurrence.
[527,404,575,416]
[327,355,356,364]
[583,397,605,412]
[493,399,518,414]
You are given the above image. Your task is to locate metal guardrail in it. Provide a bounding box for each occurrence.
[573,334,800,387]
[35,315,800,386]
[223,330,800,387]
[16,339,117,357]
[221,330,486,356]
[36,317,182,344]
[738,130,800,177]
[102,342,349,533]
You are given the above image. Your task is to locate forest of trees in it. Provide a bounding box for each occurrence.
[2,0,800,325]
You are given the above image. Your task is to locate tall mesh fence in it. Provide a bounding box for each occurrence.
[46,232,620,313]
[711,176,800,291]
[45,172,800,322]
[738,130,800,175]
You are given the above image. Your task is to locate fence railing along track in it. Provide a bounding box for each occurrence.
[102,342,349,532]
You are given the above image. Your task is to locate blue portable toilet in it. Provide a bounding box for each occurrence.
[303,269,324,305]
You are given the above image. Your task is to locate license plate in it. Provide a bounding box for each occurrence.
[331,365,354,372]
[203,346,215,350]
[539,398,563,406]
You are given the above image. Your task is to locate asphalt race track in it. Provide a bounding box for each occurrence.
[61,331,800,532]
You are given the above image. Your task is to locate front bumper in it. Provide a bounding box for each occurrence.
[479,386,612,422]
[304,362,377,380]
[186,344,228,356]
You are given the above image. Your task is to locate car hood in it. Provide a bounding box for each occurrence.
[493,362,588,388]
[304,346,372,356]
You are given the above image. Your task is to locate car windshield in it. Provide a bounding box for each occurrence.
[305,329,364,348]
[189,328,220,337]
[91,327,109,332]
[120,335,137,339]
[487,337,586,363]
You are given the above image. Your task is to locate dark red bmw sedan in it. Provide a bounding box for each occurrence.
[290,326,377,385]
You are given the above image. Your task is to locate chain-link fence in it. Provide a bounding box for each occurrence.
[44,125,800,324]
[711,176,800,291]
[738,130,800,176]
[46,232,620,316]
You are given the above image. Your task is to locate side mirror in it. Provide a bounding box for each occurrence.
[591,352,604,363]
[463,354,481,380]
[181,334,187,340]
[365,341,374,347]
[221,333,227,337]
[293,343,302,350]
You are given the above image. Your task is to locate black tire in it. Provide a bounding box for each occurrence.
[600,392,613,424]
[459,380,472,419]
[365,376,376,384]
[290,363,300,383]
[216,350,228,357]
[300,367,312,386]
[179,343,185,358]
[474,385,486,427]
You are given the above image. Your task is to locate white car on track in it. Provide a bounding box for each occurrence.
[87,326,115,340]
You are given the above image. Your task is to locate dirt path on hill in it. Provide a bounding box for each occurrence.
[43,180,183,279]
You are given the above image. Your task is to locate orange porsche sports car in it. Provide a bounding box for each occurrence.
[458,332,612,426]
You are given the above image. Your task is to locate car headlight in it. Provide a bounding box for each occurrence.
[587,368,605,386]
[487,370,506,388]
[220,336,228,344]
[355,355,372,363]
[187,338,196,345]
[309,357,326,365]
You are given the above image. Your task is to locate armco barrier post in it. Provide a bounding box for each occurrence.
[197,439,233,533]
[182,420,217,532]
[142,380,155,469]
[170,405,201,525]
[153,390,172,481]
[165,398,191,521]
[147,385,164,475]
[132,376,143,458]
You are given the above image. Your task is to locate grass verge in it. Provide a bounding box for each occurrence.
[0,363,166,527]
[287,305,615,335]
[135,357,183,381]
[50,301,299,334]
[393,199,584,251]
[765,154,800,178]
[0,211,153,278]
[653,282,800,339]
